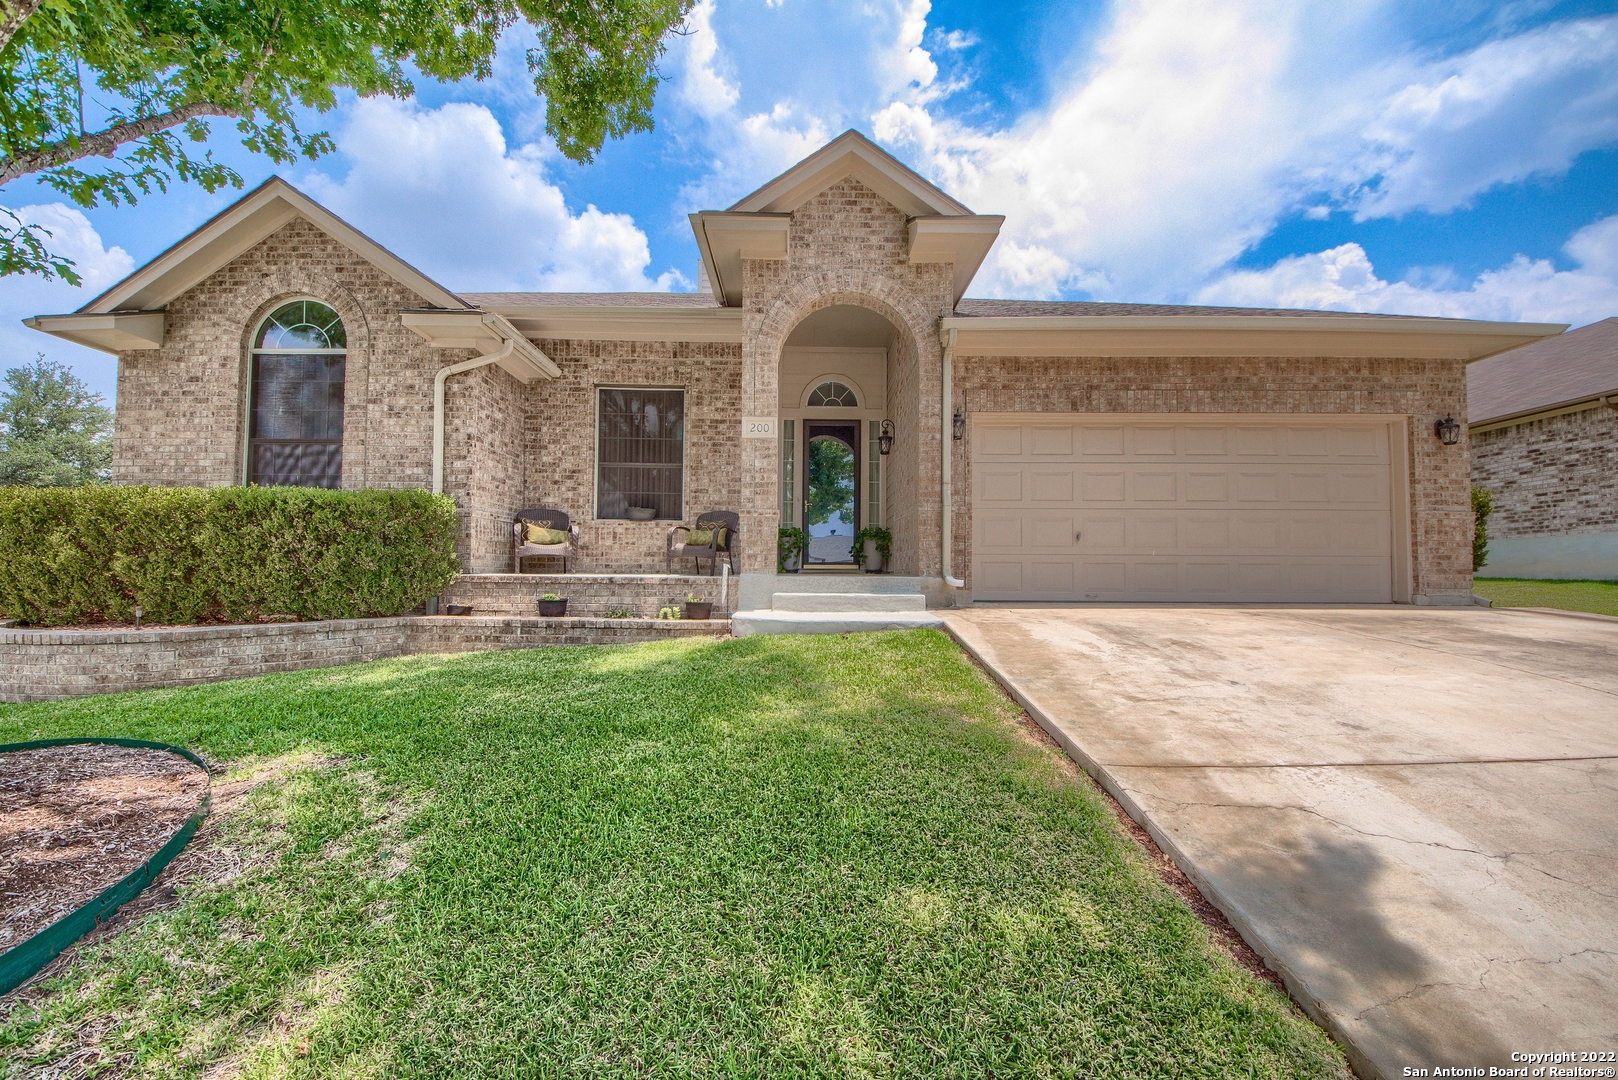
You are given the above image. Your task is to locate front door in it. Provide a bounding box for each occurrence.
[803,421,861,566]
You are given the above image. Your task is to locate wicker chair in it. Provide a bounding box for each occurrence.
[666,511,739,575]
[513,508,579,573]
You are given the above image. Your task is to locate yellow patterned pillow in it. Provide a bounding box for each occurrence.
[685,528,714,546]
[524,523,569,545]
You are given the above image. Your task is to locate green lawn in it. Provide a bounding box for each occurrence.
[1473,577,1618,617]
[0,632,1343,1078]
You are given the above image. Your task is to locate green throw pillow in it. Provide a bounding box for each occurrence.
[714,526,730,550]
[524,524,569,546]
[685,528,714,546]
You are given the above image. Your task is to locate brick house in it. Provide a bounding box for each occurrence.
[26,131,1562,609]
[1469,318,1618,580]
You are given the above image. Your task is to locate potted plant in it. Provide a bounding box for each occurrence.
[854,525,893,573]
[683,591,713,620]
[778,526,808,573]
[538,592,569,616]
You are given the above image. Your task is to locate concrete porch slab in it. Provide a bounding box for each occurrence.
[731,610,943,636]
[942,605,1618,1080]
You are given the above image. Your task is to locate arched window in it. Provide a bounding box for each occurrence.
[248,300,346,488]
[806,380,858,408]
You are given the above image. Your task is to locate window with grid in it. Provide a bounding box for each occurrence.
[248,300,346,488]
[596,388,684,519]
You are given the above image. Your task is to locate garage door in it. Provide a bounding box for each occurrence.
[971,417,1395,602]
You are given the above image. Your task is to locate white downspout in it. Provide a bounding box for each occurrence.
[432,335,515,494]
[940,326,965,589]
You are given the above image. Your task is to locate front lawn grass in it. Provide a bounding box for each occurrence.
[0,631,1344,1078]
[1473,577,1618,617]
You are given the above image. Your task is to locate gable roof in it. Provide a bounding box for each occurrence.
[727,129,972,217]
[1468,317,1618,426]
[74,176,470,314]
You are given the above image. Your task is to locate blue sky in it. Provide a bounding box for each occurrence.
[3,0,1618,404]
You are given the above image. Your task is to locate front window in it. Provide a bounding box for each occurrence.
[596,387,684,519]
[248,300,346,488]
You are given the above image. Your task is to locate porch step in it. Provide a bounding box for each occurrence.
[770,592,926,612]
[731,610,943,637]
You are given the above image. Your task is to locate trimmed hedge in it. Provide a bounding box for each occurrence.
[0,486,461,627]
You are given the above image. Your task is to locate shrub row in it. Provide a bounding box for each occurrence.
[0,486,461,627]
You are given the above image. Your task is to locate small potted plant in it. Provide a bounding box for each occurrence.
[778,526,809,573]
[854,525,893,573]
[683,591,713,620]
[538,592,569,616]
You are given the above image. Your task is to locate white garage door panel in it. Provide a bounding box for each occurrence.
[971,417,1395,603]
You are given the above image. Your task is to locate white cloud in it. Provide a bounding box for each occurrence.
[883,0,938,96]
[0,203,132,403]
[873,1,1618,306]
[677,0,740,118]
[303,98,682,292]
[1195,214,1618,326]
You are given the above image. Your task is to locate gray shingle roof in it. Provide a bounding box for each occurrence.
[950,298,1438,319]
[459,292,721,309]
[1467,318,1618,425]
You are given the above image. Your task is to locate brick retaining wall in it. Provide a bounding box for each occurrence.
[0,615,728,703]
[439,573,735,618]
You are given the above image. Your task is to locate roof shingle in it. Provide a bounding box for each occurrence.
[1467,318,1618,425]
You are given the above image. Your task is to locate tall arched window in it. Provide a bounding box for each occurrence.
[248,300,346,487]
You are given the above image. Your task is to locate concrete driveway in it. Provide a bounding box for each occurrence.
[943,605,1618,1080]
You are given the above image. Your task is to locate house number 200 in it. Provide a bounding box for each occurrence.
[741,417,777,438]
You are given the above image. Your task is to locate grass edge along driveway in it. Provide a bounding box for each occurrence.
[0,631,1346,1079]
[1473,576,1618,618]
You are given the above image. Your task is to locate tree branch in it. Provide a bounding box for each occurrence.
[0,100,240,187]
[0,0,42,55]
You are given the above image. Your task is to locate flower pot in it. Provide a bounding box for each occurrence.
[538,599,569,617]
[683,601,713,620]
[444,604,473,616]
[862,540,885,573]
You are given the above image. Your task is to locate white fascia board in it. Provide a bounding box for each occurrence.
[401,310,559,380]
[490,305,745,343]
[908,216,1004,305]
[939,315,1569,360]
[23,312,165,353]
[80,177,470,314]
[687,212,790,308]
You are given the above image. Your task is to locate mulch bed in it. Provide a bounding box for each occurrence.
[1,745,208,954]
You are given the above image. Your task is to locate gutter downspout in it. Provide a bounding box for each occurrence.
[432,333,515,494]
[940,326,965,590]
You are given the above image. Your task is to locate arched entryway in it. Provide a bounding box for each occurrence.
[778,303,902,570]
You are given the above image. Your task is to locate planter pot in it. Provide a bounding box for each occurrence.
[444,604,473,616]
[626,507,657,521]
[683,601,713,620]
[862,540,885,573]
[538,599,569,617]
[779,553,802,573]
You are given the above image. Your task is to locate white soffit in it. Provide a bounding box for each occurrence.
[909,216,1005,305]
[400,311,559,381]
[71,176,469,315]
[21,312,165,354]
[939,315,1569,360]
[728,130,971,217]
[689,213,790,308]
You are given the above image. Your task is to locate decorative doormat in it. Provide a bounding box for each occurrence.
[0,740,210,994]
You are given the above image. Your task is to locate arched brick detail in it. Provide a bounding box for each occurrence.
[739,266,945,576]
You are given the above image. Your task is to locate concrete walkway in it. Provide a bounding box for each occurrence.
[943,605,1618,1080]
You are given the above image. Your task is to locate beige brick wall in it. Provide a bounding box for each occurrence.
[1472,407,1618,538]
[951,354,1475,598]
[519,339,744,572]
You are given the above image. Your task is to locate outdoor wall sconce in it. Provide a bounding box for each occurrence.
[877,419,894,455]
[1434,415,1461,445]
[952,410,965,440]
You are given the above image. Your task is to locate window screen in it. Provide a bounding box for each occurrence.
[248,301,345,488]
[597,388,684,519]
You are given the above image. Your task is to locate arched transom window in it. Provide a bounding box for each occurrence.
[248,300,347,488]
[806,380,858,408]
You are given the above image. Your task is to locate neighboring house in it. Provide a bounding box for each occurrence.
[1469,318,1618,580]
[26,131,1562,607]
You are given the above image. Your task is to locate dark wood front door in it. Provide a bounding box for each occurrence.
[803,421,860,565]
